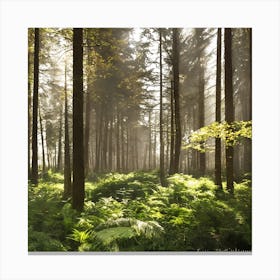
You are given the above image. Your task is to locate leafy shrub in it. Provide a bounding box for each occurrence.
[28,230,67,251]
[91,172,158,202]
[29,172,251,252]
[77,218,164,251]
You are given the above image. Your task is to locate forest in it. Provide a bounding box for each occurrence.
[28,28,252,252]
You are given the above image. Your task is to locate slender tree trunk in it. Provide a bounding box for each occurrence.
[215,28,222,188]
[57,108,63,172]
[84,34,92,177]
[165,112,169,172]
[72,28,85,211]
[95,106,102,172]
[31,28,39,186]
[148,110,152,170]
[249,28,252,121]
[198,62,206,175]
[128,127,134,170]
[169,79,175,174]
[108,116,113,171]
[143,143,148,170]
[121,117,125,171]
[153,126,156,169]
[28,41,32,177]
[102,115,108,171]
[64,63,72,198]
[244,28,252,175]
[134,128,139,170]
[126,122,129,171]
[224,28,234,194]
[39,106,46,173]
[159,29,165,185]
[172,28,181,174]
[116,113,120,171]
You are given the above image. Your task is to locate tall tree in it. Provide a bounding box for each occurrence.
[172,28,181,174]
[244,28,252,175]
[224,28,234,194]
[39,106,46,173]
[31,28,39,186]
[215,28,222,188]
[72,28,85,211]
[84,30,92,176]
[159,29,165,185]
[28,29,33,177]
[169,79,175,174]
[195,28,207,176]
[57,108,63,171]
[64,63,71,198]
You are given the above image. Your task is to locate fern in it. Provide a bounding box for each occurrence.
[95,227,135,244]
[68,229,92,244]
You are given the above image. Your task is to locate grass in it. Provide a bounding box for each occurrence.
[28,171,251,252]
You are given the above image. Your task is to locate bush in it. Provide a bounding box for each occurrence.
[28,172,251,252]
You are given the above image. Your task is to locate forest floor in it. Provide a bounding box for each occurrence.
[28,171,251,252]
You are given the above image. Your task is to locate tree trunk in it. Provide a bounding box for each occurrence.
[126,122,129,171]
[159,30,165,184]
[153,126,156,169]
[95,105,102,172]
[28,38,32,177]
[116,113,120,171]
[108,116,113,171]
[57,108,63,172]
[143,143,148,170]
[64,63,72,198]
[102,115,108,171]
[84,34,92,177]
[249,28,252,121]
[72,28,85,211]
[121,118,125,171]
[169,79,175,174]
[172,28,181,174]
[39,106,46,173]
[31,28,39,186]
[244,28,252,175]
[148,110,152,170]
[224,28,234,194]
[198,61,206,175]
[215,28,222,188]
[134,127,139,170]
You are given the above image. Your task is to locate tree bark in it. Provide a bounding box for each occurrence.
[148,110,152,170]
[116,113,120,171]
[28,35,32,177]
[31,28,39,186]
[39,106,46,173]
[169,79,175,174]
[72,28,85,211]
[64,63,72,198]
[224,28,234,194]
[57,108,63,172]
[159,30,165,184]
[134,127,139,170]
[198,63,206,175]
[121,118,125,171]
[244,28,252,175]
[215,28,222,188]
[84,32,92,177]
[172,28,181,174]
[108,116,113,171]
[102,115,108,171]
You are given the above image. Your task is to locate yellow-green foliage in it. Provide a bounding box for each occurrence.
[185,121,252,152]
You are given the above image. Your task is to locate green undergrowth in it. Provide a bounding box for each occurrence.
[28,171,251,252]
